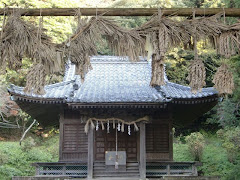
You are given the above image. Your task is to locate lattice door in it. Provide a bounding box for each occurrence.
[95,126,138,161]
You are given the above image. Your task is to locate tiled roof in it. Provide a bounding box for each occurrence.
[9,81,74,100]
[8,56,217,103]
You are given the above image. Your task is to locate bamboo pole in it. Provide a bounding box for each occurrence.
[0,8,240,17]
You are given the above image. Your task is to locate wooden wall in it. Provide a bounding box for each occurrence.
[59,108,172,162]
[146,111,173,161]
[59,111,88,162]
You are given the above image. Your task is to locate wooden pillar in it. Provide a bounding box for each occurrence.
[169,111,173,161]
[59,112,64,161]
[139,122,146,179]
[88,127,94,179]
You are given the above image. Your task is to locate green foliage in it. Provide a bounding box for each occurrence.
[217,127,240,162]
[0,149,8,165]
[165,47,220,87]
[217,99,240,128]
[185,132,205,161]
[0,165,23,180]
[174,134,238,179]
[182,0,225,8]
[111,0,176,8]
[20,136,36,152]
[230,55,240,101]
[165,48,190,85]
[199,144,233,178]
[0,136,59,180]
[173,143,194,161]
[224,158,240,180]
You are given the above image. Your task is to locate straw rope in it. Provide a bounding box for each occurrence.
[84,116,149,134]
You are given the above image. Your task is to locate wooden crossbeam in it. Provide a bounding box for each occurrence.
[0,8,240,17]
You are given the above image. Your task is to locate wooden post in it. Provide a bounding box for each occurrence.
[169,111,173,161]
[1,8,240,17]
[167,164,170,175]
[192,164,198,176]
[35,166,40,175]
[63,165,66,175]
[139,122,146,179]
[88,127,94,179]
[59,113,64,161]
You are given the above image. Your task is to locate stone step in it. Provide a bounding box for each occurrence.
[94,174,140,178]
[94,170,139,173]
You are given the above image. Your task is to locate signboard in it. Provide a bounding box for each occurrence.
[105,151,126,165]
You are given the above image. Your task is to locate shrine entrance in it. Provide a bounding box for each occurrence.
[94,125,138,162]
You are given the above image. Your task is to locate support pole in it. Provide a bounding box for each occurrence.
[59,113,64,161]
[139,122,146,179]
[1,8,240,17]
[88,127,94,179]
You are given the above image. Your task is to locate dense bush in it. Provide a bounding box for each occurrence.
[174,134,238,180]
[217,127,240,163]
[185,132,205,161]
[0,136,59,180]
[199,144,233,178]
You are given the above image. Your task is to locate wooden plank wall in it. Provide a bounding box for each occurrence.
[59,111,88,162]
[146,112,173,161]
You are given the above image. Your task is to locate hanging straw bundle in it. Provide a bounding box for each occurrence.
[182,13,228,42]
[213,21,240,58]
[64,12,145,81]
[186,11,206,94]
[213,63,234,95]
[24,63,46,95]
[137,11,190,86]
[0,11,33,71]
[0,10,61,94]
[187,59,206,93]
[96,17,145,62]
[63,15,95,82]
[215,31,239,58]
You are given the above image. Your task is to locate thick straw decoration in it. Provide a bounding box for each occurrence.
[215,25,240,58]
[24,64,46,95]
[64,10,145,81]
[213,63,234,95]
[0,10,62,94]
[209,11,240,58]
[182,13,228,42]
[187,10,206,94]
[187,59,206,94]
[138,10,190,86]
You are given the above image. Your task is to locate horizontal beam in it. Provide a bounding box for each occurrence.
[0,8,240,17]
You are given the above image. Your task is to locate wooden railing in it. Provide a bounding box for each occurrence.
[32,161,201,178]
[146,161,202,177]
[32,162,87,177]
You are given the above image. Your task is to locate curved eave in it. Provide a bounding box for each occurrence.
[7,80,74,104]
[170,95,218,127]
[160,81,218,100]
[8,92,65,104]
[12,99,62,127]
[67,102,168,109]
[170,94,219,104]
